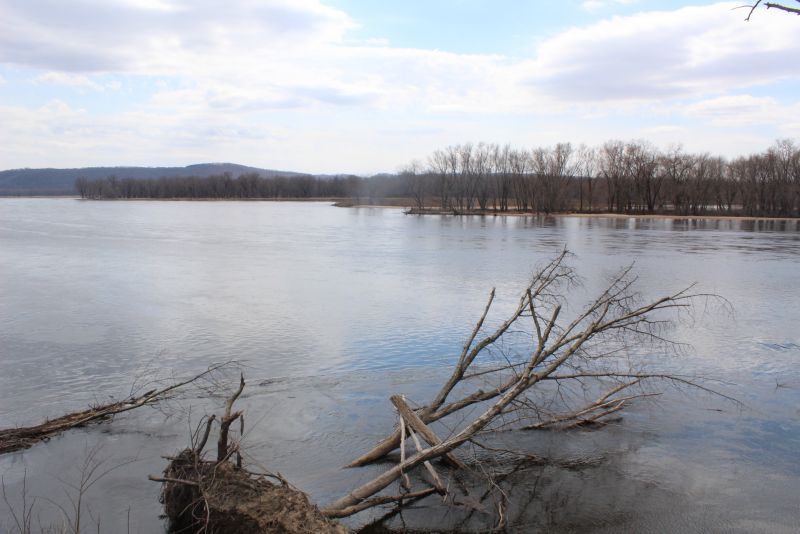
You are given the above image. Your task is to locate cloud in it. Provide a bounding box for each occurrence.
[35,71,104,91]
[581,0,638,12]
[529,2,800,104]
[0,1,798,170]
[0,0,545,116]
[0,97,277,167]
[0,0,355,72]
[685,94,800,133]
[117,0,179,11]
[2,1,798,115]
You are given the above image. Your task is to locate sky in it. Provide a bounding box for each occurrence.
[0,0,798,174]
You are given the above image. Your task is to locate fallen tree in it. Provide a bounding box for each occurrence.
[321,250,725,519]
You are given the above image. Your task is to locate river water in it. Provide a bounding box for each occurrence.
[0,199,798,532]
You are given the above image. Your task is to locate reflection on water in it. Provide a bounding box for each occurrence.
[0,199,799,532]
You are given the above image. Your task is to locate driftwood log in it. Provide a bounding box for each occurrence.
[0,364,228,454]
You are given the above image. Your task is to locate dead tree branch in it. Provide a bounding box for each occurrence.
[323,487,438,519]
[391,395,465,469]
[0,362,231,454]
[347,250,573,468]
[743,0,800,20]
[217,373,245,463]
[324,251,730,518]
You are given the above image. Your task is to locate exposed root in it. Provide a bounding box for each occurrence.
[152,374,346,533]
[156,449,346,534]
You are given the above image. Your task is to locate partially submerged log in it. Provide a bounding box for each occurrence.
[0,364,228,454]
[390,395,465,470]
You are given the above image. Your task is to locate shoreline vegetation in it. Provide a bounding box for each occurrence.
[404,207,800,222]
[337,199,800,221]
[71,138,800,220]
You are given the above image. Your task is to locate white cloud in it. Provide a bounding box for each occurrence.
[0,1,798,170]
[687,94,775,122]
[0,0,355,72]
[0,1,561,116]
[116,0,179,11]
[581,0,638,12]
[644,125,688,135]
[2,1,798,115]
[35,71,104,91]
[37,99,83,116]
[686,94,800,134]
[529,2,800,104]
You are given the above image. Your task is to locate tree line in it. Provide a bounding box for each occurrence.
[75,173,374,200]
[401,139,800,217]
[76,139,800,217]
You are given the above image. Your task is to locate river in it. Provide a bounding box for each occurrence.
[1,199,798,532]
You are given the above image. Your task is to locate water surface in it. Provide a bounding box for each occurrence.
[0,199,798,532]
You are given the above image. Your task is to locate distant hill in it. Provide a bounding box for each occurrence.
[0,163,309,196]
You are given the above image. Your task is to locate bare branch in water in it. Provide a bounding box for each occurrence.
[325,251,732,518]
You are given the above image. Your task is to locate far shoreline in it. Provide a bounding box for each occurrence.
[396,205,800,222]
[5,195,799,222]
[406,210,800,223]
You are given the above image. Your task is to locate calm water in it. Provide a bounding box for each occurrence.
[1,199,799,532]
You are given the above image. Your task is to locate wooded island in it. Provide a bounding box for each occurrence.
[76,140,800,219]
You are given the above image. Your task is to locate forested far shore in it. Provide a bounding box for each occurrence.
[75,173,392,201]
[76,139,800,218]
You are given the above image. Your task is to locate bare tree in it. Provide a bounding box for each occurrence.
[686,154,715,215]
[509,148,532,211]
[625,141,661,213]
[323,251,726,518]
[457,143,475,211]
[491,144,512,211]
[660,145,692,215]
[473,143,493,210]
[576,144,597,212]
[400,160,427,211]
[542,142,576,213]
[599,140,628,212]
[428,149,452,211]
